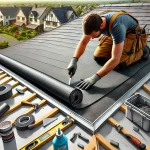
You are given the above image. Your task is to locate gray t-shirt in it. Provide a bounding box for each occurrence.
[100,12,138,44]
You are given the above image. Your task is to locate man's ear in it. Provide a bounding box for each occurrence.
[100,24,103,29]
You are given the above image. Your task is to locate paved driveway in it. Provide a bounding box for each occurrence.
[0,34,21,47]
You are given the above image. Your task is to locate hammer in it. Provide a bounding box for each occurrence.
[21,101,39,112]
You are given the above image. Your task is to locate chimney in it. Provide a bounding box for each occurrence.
[34,4,37,8]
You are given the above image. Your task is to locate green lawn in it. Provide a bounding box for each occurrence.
[1,34,16,40]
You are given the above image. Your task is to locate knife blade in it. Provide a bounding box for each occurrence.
[69,73,73,85]
[69,76,72,85]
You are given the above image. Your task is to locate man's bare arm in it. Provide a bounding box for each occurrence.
[73,34,91,58]
[97,41,124,77]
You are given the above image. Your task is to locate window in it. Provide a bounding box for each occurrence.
[6,22,8,25]
[34,19,37,22]
[50,14,53,17]
[22,17,25,21]
[6,16,8,19]
[46,21,50,26]
[30,14,33,17]
[30,18,32,22]
[53,22,57,27]
[17,16,20,20]
[0,16,2,19]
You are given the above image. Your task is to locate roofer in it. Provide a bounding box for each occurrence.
[67,11,150,90]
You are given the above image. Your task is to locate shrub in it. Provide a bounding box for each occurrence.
[17,35,24,41]
[19,31,26,36]
[26,33,32,39]
[31,30,38,36]
[0,40,8,49]
[26,30,31,34]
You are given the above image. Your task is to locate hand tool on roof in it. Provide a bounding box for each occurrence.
[28,108,59,130]
[77,143,84,149]
[125,134,146,150]
[70,133,77,143]
[78,133,89,143]
[115,124,146,150]
[19,117,74,150]
[21,101,39,112]
[110,140,119,148]
[69,72,73,85]
[108,117,147,150]
[43,117,58,127]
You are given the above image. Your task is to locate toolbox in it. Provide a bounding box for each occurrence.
[125,93,150,132]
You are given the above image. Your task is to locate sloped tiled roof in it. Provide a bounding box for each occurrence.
[31,7,47,19]
[0,7,19,17]
[20,7,32,17]
[51,6,77,23]
[31,10,38,18]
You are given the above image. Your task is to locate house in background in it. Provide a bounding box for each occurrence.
[44,6,78,32]
[15,7,32,28]
[26,5,50,33]
[0,7,19,26]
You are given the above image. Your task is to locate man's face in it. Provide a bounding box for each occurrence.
[90,30,101,39]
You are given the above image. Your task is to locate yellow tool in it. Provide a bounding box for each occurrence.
[19,117,74,150]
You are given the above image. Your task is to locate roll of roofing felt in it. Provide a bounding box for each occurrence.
[0,55,83,107]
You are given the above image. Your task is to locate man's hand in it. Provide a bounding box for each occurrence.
[67,57,78,75]
[77,74,101,90]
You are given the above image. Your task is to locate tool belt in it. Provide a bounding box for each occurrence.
[123,28,148,56]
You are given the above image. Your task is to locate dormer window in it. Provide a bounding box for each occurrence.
[50,14,53,17]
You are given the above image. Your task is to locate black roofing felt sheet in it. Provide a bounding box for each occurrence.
[1,5,150,119]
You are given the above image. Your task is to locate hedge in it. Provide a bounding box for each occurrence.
[0,41,8,49]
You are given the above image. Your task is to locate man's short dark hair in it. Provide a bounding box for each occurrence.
[83,13,103,35]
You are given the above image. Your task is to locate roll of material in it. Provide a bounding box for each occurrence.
[0,121,14,143]
[14,114,35,131]
[0,103,10,117]
[0,84,12,101]
[0,55,83,107]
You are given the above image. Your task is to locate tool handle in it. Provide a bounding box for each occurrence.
[126,134,146,149]
[21,101,33,106]
[130,136,141,147]
[69,72,73,77]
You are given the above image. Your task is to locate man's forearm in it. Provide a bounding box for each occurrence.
[73,41,86,58]
[96,58,119,77]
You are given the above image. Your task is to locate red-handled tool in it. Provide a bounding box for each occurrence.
[125,134,146,150]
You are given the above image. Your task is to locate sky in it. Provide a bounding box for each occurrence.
[0,0,103,4]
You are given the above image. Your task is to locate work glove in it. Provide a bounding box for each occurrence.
[67,57,78,76]
[76,74,101,90]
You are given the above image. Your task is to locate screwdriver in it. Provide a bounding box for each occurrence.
[125,134,146,150]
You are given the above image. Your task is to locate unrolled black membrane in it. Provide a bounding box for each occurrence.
[0,54,83,108]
